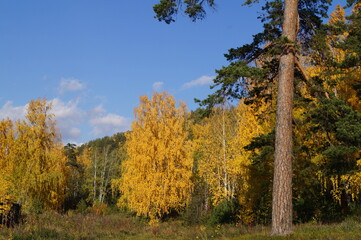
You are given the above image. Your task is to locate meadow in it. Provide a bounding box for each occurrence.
[1,211,361,240]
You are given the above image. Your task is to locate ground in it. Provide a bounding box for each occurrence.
[1,211,361,239]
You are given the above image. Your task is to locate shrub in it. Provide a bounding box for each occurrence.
[75,199,88,215]
[208,199,240,225]
[90,203,108,216]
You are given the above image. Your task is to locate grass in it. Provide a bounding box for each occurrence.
[232,218,361,240]
[0,211,248,240]
[1,212,361,240]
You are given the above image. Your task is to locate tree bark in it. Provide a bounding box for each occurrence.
[271,0,299,236]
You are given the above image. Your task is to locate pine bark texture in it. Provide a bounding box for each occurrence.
[271,0,299,236]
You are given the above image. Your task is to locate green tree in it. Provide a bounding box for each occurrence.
[78,133,125,206]
[64,143,87,210]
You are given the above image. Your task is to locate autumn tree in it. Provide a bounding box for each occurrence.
[10,99,68,211]
[193,100,271,224]
[193,105,239,206]
[117,92,193,223]
[0,119,15,217]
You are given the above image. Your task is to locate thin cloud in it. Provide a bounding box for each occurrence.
[90,113,131,137]
[152,81,164,91]
[89,104,106,117]
[59,78,86,94]
[66,127,82,140]
[0,101,27,121]
[182,75,215,89]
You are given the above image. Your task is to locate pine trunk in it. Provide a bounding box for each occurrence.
[271,0,298,236]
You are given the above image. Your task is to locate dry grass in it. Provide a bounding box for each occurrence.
[0,211,248,239]
[1,212,361,240]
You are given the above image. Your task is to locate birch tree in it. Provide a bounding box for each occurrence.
[0,99,68,211]
[117,92,193,223]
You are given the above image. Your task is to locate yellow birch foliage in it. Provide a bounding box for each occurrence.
[193,105,239,205]
[0,119,15,214]
[78,147,92,170]
[10,99,67,210]
[235,100,272,220]
[117,92,193,222]
[193,100,270,214]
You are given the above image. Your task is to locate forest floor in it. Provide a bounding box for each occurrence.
[1,211,361,240]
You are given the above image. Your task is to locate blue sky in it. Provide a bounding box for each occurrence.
[0,0,343,144]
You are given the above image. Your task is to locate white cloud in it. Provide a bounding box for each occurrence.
[50,98,85,140]
[51,98,82,120]
[90,113,131,137]
[182,75,215,89]
[0,99,84,141]
[52,100,128,141]
[152,81,164,91]
[0,101,27,121]
[0,97,130,143]
[59,78,85,94]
